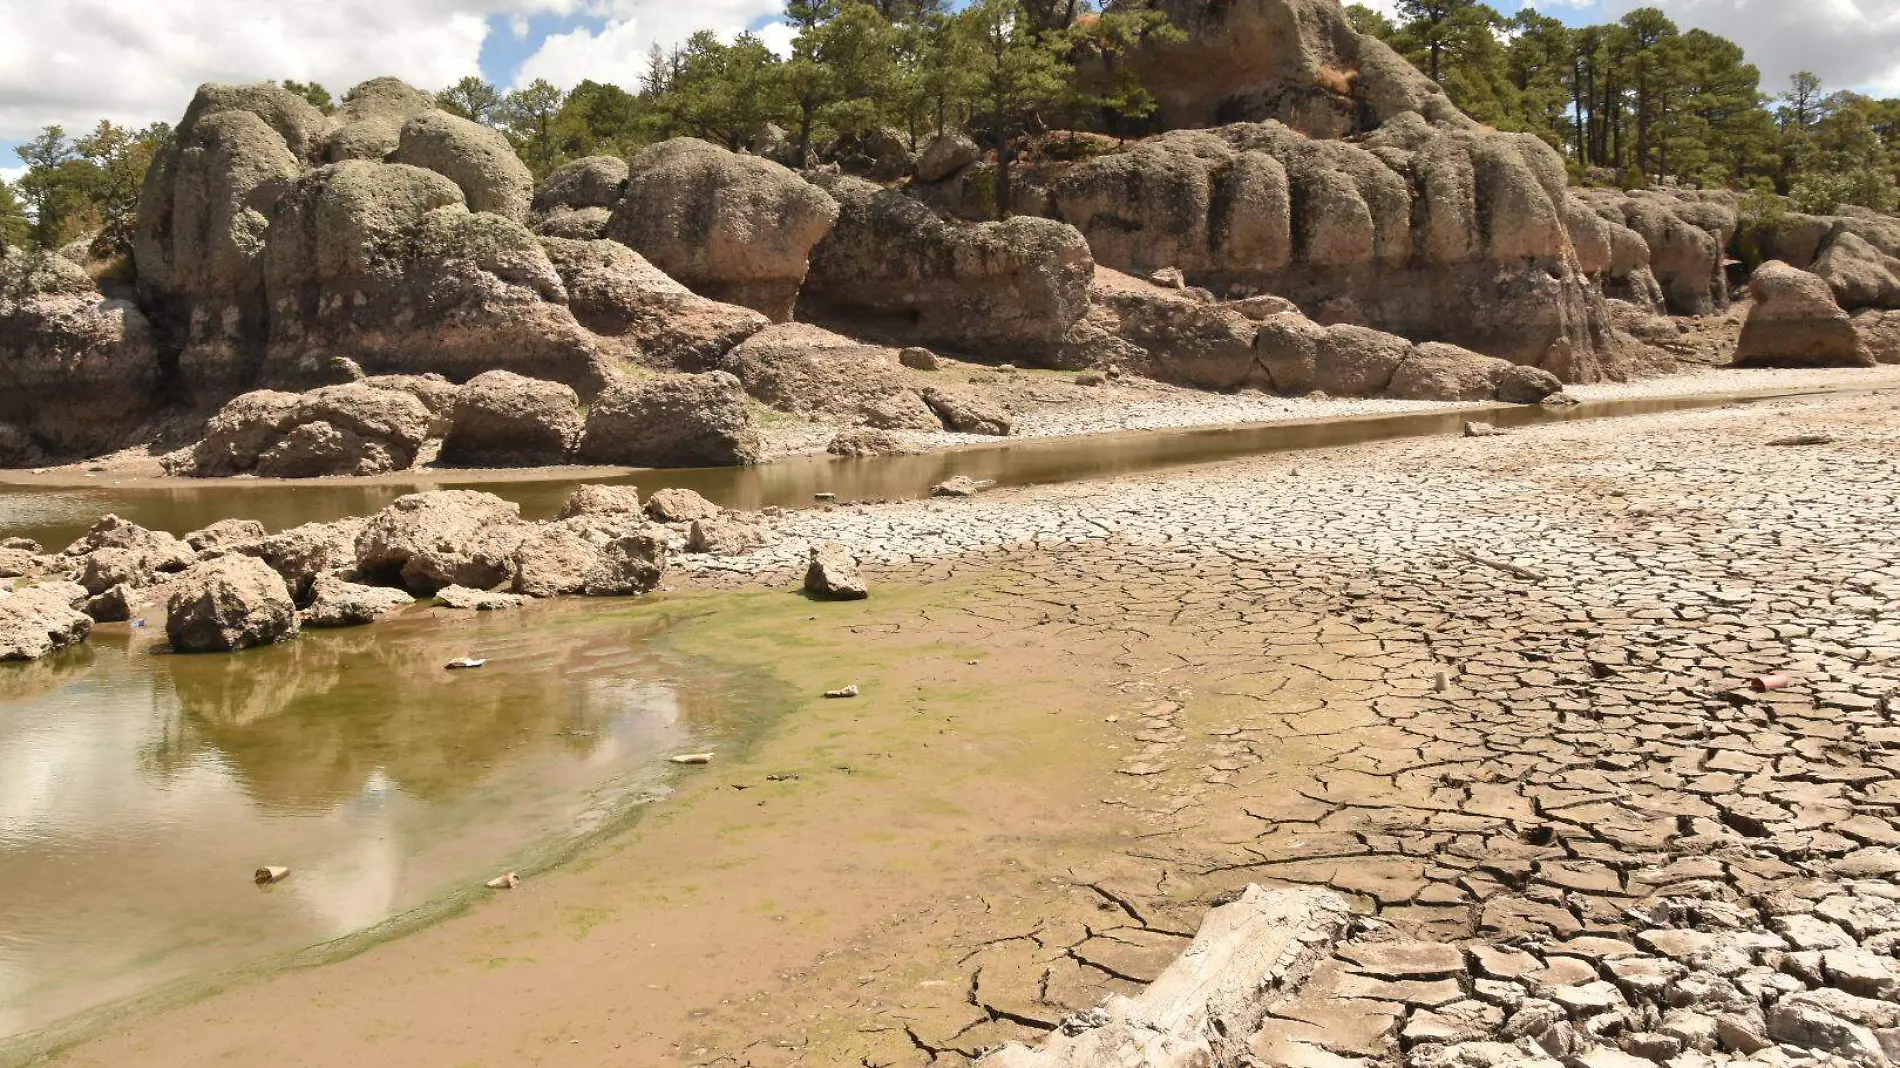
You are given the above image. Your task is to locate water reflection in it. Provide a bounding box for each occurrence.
[0,389,1835,551]
[0,601,745,1039]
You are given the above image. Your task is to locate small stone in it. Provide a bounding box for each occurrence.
[434,585,528,611]
[1464,421,1507,438]
[931,476,994,498]
[899,347,941,371]
[804,541,868,600]
[824,685,859,699]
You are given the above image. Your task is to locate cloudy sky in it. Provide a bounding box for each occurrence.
[3,0,1899,181]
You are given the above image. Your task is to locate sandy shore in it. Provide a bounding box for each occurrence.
[21,386,1900,1068]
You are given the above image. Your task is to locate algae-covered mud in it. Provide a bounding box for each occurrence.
[0,600,785,1041]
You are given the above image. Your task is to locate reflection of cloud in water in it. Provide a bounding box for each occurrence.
[288,816,408,939]
[0,667,243,847]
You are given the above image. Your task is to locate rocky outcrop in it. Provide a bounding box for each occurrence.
[1733,262,1871,368]
[540,237,767,371]
[0,248,163,459]
[438,370,582,467]
[0,583,93,661]
[176,382,433,477]
[603,138,839,321]
[686,515,765,555]
[1576,188,1735,318]
[1025,119,1617,380]
[800,174,1095,365]
[828,427,918,457]
[354,490,527,594]
[61,515,197,573]
[165,555,299,652]
[578,372,762,468]
[730,324,939,430]
[534,155,629,216]
[301,572,414,627]
[1813,231,1900,310]
[1123,0,1473,135]
[133,79,627,407]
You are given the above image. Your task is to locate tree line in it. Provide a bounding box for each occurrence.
[1350,0,1900,212]
[7,0,1900,258]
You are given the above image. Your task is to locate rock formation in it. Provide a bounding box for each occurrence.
[354,490,528,594]
[577,371,763,468]
[540,237,768,371]
[438,369,583,467]
[729,324,940,430]
[1733,262,1871,368]
[0,583,93,661]
[175,382,434,477]
[165,555,300,652]
[801,174,1095,365]
[0,248,163,458]
[603,138,839,321]
[130,79,720,409]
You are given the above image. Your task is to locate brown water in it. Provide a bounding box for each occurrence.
[0,390,1838,551]
[0,598,778,1041]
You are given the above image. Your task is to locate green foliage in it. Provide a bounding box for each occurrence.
[278,80,335,113]
[9,120,169,255]
[436,76,503,125]
[0,179,29,250]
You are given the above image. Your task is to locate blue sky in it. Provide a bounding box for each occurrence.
[4,0,1898,183]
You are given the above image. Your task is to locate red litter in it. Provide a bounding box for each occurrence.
[1750,673,1791,692]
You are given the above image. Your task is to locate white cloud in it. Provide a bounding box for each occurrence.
[0,0,572,140]
[1605,0,1900,97]
[511,0,784,89]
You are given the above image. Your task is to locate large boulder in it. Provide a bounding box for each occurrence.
[1254,316,1409,397]
[533,155,629,214]
[916,132,981,183]
[603,138,840,321]
[540,237,767,371]
[1733,261,1871,368]
[0,583,93,661]
[1813,230,1900,310]
[800,174,1095,365]
[922,386,1012,436]
[354,490,528,593]
[389,110,534,222]
[1384,343,1518,402]
[0,248,163,459]
[438,370,583,467]
[578,372,762,468]
[259,161,616,395]
[729,324,939,430]
[804,541,868,600]
[511,517,667,598]
[1853,309,1900,364]
[1577,188,1733,318]
[1087,268,1264,390]
[229,517,364,601]
[165,555,299,653]
[178,382,433,477]
[323,77,434,162]
[61,516,197,573]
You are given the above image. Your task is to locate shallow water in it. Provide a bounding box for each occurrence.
[0,599,771,1040]
[0,389,1842,551]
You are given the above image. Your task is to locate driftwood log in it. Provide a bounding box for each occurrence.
[977,886,1351,1068]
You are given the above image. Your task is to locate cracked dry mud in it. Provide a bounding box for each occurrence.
[674,391,1900,1068]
